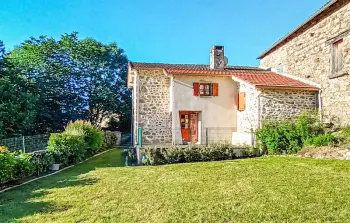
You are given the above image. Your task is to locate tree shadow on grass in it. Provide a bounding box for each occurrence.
[0,149,125,222]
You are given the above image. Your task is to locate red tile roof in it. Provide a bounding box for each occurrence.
[129,62,319,91]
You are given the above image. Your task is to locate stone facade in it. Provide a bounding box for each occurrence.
[261,89,317,121]
[237,83,317,132]
[260,2,350,124]
[134,69,172,145]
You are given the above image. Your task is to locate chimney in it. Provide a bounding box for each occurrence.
[210,46,225,69]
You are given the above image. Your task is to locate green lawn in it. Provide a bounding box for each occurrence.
[1,149,350,222]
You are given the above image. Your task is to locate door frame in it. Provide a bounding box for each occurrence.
[179,111,200,144]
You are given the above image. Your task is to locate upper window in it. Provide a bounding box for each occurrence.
[199,83,211,96]
[193,82,219,96]
[331,39,344,74]
[277,63,284,73]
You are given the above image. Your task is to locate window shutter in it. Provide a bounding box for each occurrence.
[212,83,219,96]
[238,92,246,111]
[193,82,200,96]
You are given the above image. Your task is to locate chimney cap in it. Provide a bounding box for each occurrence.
[211,45,224,50]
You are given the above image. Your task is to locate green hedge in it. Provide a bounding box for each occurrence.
[142,143,259,166]
[48,133,87,166]
[30,150,54,176]
[0,146,33,184]
[304,133,337,147]
[1,120,106,186]
[64,120,104,155]
[256,111,325,154]
[48,120,105,166]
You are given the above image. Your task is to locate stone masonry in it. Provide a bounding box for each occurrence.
[237,83,317,132]
[261,89,317,121]
[260,2,350,125]
[237,83,259,132]
[135,69,172,144]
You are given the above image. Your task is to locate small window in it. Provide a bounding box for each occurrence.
[277,63,284,73]
[200,83,211,96]
[180,115,189,129]
[193,82,219,96]
[331,39,344,74]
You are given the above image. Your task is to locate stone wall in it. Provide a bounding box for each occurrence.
[237,83,259,132]
[236,83,317,132]
[261,89,317,121]
[136,69,172,144]
[260,2,350,124]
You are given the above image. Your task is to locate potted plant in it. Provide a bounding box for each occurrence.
[49,151,62,171]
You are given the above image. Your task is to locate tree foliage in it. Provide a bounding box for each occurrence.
[0,41,37,138]
[9,33,131,134]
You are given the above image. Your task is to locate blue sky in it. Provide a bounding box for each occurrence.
[1,0,328,66]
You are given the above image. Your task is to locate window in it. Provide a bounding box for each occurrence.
[180,114,189,129]
[193,82,218,96]
[199,83,211,96]
[331,39,344,74]
[277,63,284,73]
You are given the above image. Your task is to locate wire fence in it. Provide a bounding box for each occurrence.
[137,127,239,146]
[173,127,236,145]
[0,134,50,153]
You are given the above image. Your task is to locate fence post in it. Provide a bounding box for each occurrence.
[22,136,26,153]
[138,127,143,147]
[206,128,208,146]
[190,128,192,144]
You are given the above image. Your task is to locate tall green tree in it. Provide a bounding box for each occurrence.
[11,33,131,133]
[0,41,37,138]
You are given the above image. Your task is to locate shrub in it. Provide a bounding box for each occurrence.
[304,133,337,147]
[142,143,258,166]
[0,146,16,184]
[337,125,350,146]
[256,111,324,154]
[13,151,33,179]
[30,150,54,176]
[104,131,121,148]
[122,149,137,165]
[65,120,104,154]
[48,133,86,166]
[0,146,34,184]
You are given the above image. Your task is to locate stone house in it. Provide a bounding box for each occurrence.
[259,0,350,125]
[128,46,319,146]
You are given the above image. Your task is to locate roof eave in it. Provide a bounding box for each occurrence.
[256,85,319,91]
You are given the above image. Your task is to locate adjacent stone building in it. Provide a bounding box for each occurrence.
[259,0,350,125]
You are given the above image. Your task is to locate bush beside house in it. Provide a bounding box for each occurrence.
[256,112,347,154]
[142,143,259,165]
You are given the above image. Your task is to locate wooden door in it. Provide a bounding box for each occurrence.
[179,111,198,143]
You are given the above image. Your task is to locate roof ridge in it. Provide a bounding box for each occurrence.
[130,61,262,70]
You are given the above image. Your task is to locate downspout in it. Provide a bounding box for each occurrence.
[170,75,175,145]
[257,90,263,129]
[318,89,322,122]
[134,70,139,146]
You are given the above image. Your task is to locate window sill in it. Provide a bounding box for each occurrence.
[329,71,348,79]
[199,95,214,98]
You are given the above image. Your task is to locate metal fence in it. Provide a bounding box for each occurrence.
[137,127,238,146]
[0,134,50,153]
[173,127,236,145]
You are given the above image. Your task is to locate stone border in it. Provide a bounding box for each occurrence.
[0,148,116,194]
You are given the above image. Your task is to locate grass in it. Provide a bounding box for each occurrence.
[1,149,350,222]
